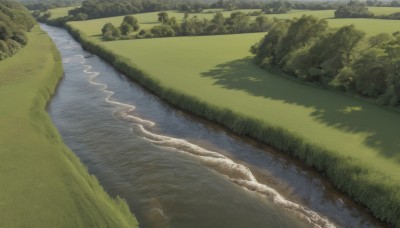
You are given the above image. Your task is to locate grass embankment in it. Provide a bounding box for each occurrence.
[0,26,137,227]
[66,14,400,226]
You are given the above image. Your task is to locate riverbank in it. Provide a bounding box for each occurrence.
[0,26,137,227]
[65,22,400,226]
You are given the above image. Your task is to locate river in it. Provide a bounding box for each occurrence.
[42,24,383,228]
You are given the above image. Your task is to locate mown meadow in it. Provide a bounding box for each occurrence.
[67,7,400,37]
[65,7,400,226]
[49,6,76,19]
[0,25,137,227]
[69,27,400,181]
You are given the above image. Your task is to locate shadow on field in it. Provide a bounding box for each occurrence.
[201,57,400,161]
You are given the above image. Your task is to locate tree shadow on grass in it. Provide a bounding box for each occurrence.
[200,57,400,162]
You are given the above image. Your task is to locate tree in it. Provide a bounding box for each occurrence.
[335,1,374,18]
[150,25,175,37]
[225,12,250,33]
[369,33,391,48]
[74,13,88,21]
[276,15,328,65]
[252,20,290,65]
[101,23,121,41]
[331,25,365,66]
[353,49,387,97]
[120,22,133,35]
[380,42,400,105]
[0,22,12,40]
[158,12,169,24]
[263,1,292,14]
[123,15,139,31]
[209,12,226,34]
[32,11,40,18]
[391,0,400,7]
[251,16,270,32]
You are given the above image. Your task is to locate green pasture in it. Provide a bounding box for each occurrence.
[49,6,76,19]
[68,17,400,184]
[269,8,400,35]
[68,9,261,38]
[272,7,400,19]
[68,7,400,37]
[0,26,137,227]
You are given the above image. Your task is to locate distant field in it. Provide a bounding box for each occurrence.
[0,26,137,227]
[69,7,400,37]
[269,7,400,35]
[68,9,261,37]
[49,6,76,19]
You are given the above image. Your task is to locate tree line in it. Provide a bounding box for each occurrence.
[23,0,82,11]
[0,0,35,60]
[66,0,383,22]
[335,0,400,20]
[251,15,400,106]
[101,11,273,41]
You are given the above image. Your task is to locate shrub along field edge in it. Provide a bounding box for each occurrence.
[0,25,137,227]
[65,23,400,226]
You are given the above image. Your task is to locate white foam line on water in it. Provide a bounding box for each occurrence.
[137,125,335,228]
[76,55,335,228]
[81,61,155,128]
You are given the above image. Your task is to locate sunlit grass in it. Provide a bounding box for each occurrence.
[0,26,137,227]
[67,11,400,224]
[49,6,77,19]
[68,7,400,38]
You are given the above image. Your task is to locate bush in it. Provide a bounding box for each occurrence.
[150,25,175,37]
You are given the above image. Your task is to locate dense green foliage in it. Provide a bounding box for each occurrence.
[24,0,81,11]
[0,0,35,60]
[252,15,400,106]
[366,0,400,7]
[68,0,175,20]
[335,1,374,18]
[262,1,291,14]
[376,11,400,20]
[0,25,137,227]
[65,0,354,22]
[102,11,273,40]
[66,21,400,226]
[101,15,139,40]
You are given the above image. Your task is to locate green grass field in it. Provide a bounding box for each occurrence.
[64,7,400,224]
[269,8,400,35]
[69,11,400,181]
[68,7,400,37]
[100,34,400,181]
[0,26,137,227]
[67,12,400,221]
[49,6,77,19]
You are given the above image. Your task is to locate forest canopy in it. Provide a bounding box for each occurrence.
[0,0,35,60]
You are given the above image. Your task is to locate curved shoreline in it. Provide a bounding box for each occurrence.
[0,25,137,227]
[63,23,399,227]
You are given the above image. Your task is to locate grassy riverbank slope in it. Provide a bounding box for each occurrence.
[66,11,400,226]
[0,26,137,227]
